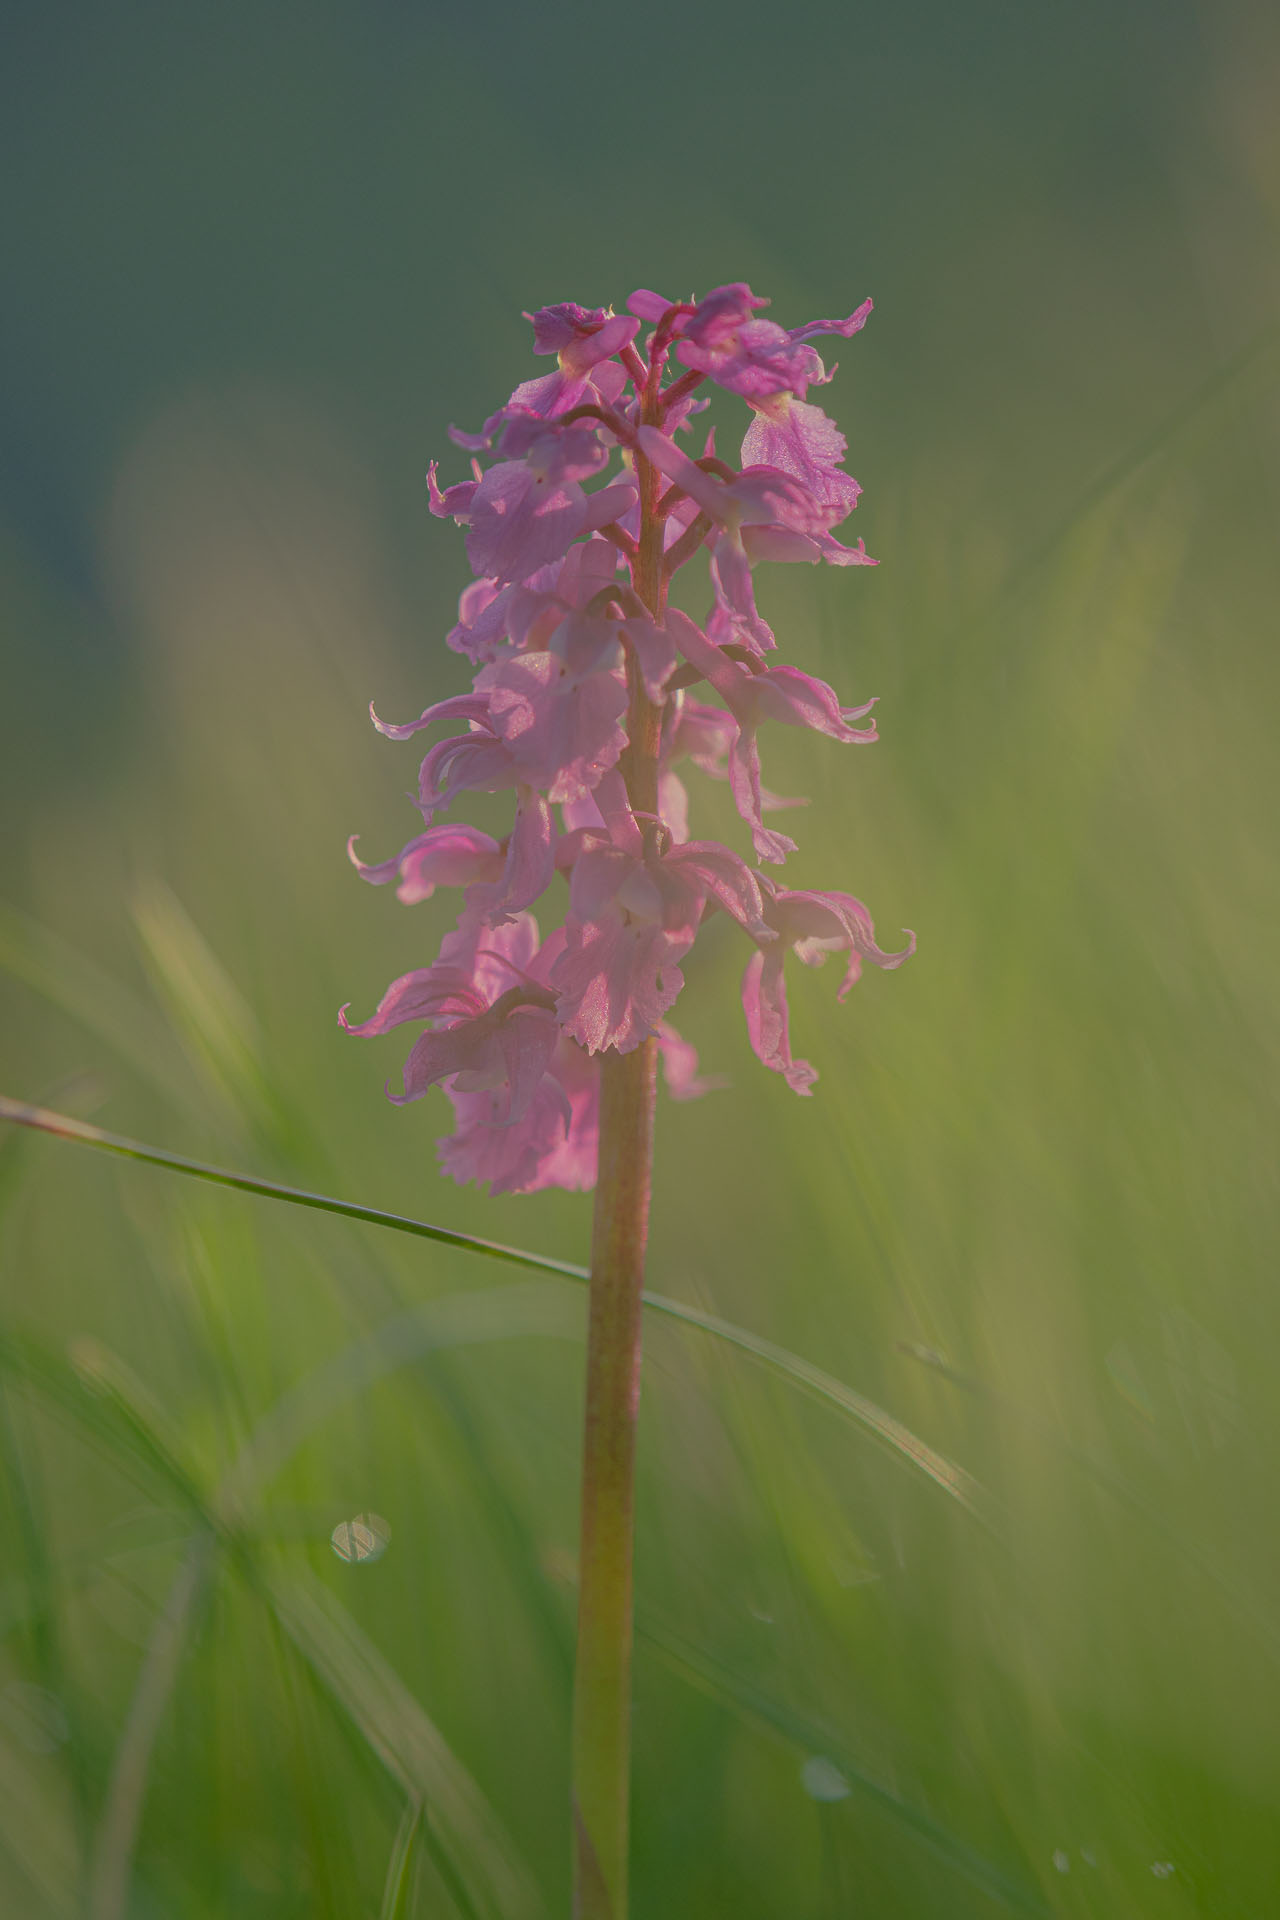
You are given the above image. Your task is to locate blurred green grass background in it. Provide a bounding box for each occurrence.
[2,0,1279,1913]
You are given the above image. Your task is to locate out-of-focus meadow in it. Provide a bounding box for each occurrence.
[2,1,1279,1913]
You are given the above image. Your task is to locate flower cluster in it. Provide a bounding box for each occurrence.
[343,285,913,1193]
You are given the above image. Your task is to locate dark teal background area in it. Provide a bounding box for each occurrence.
[2,4,1279,1916]
[0,0,1239,609]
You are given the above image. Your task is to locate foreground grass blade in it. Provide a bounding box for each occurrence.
[639,1293,994,1528]
[0,905,203,1125]
[88,1538,215,1920]
[0,1328,543,1920]
[131,877,282,1142]
[0,1094,589,1282]
[1,1094,986,1525]
[274,1574,542,1920]
[641,1615,1052,1917]
[0,1318,1013,1915]
[899,1344,1280,1664]
[380,1798,426,1920]
[225,1282,586,1501]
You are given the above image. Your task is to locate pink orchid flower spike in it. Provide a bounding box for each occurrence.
[340,279,911,1920]
[344,278,909,1190]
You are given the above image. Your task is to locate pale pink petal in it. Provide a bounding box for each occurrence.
[809,531,878,568]
[658,767,690,843]
[741,948,818,1095]
[391,1021,495,1103]
[621,614,678,701]
[447,579,514,663]
[495,414,609,483]
[476,650,628,802]
[549,609,626,679]
[370,691,490,742]
[493,1007,562,1121]
[728,730,799,865]
[465,462,591,585]
[447,410,507,453]
[556,536,622,607]
[506,368,591,419]
[587,768,643,851]
[627,288,678,323]
[788,298,873,344]
[741,524,824,567]
[709,538,775,653]
[578,480,640,536]
[552,917,685,1053]
[338,967,484,1037]
[559,311,641,376]
[633,428,729,524]
[347,823,505,904]
[740,400,862,525]
[469,910,545,992]
[559,790,607,834]
[655,1021,728,1100]
[438,1075,572,1194]
[466,789,554,920]
[678,283,770,352]
[664,607,744,704]
[524,303,610,354]
[747,665,879,743]
[567,845,636,925]
[668,696,735,777]
[679,317,823,402]
[667,841,772,939]
[427,460,479,521]
[417,731,519,818]
[529,1044,599,1189]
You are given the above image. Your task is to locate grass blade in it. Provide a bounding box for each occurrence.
[0,1327,543,1920]
[130,877,330,1171]
[1,1095,987,1525]
[638,1292,995,1528]
[0,905,202,1124]
[641,1614,1052,1916]
[87,1537,215,1920]
[380,1797,426,1920]
[900,1344,1280,1661]
[0,1094,589,1282]
[272,1572,542,1920]
[225,1282,584,1502]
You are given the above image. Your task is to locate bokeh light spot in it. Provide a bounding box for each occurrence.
[801,1756,851,1802]
[330,1512,391,1564]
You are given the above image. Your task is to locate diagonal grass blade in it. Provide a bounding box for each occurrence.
[1,1094,987,1525]
[0,1326,544,1920]
[0,1093,589,1282]
[641,1614,1052,1916]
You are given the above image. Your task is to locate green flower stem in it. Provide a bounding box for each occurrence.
[571,1040,657,1918]
[570,420,666,1920]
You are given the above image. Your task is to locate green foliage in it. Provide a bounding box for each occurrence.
[4,2,1280,1910]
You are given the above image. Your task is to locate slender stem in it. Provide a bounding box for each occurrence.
[571,1042,656,1918]
[658,366,706,414]
[570,386,666,1920]
[663,512,713,579]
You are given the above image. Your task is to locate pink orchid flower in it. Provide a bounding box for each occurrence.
[345,281,910,1190]
[742,883,916,1094]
